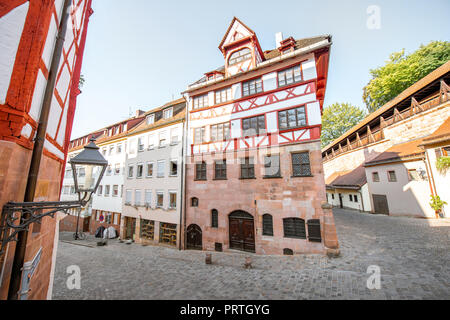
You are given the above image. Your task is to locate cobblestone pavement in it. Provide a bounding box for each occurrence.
[52,208,450,299]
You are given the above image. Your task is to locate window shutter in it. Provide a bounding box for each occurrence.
[307,219,322,242]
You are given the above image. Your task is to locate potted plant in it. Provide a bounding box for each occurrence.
[429,195,447,218]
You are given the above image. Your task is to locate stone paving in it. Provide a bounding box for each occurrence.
[52,208,450,299]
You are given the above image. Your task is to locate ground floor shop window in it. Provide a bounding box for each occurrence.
[140,219,154,240]
[159,223,177,246]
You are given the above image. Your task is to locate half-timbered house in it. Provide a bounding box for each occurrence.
[183,18,338,255]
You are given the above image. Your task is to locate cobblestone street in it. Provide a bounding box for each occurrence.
[52,208,450,299]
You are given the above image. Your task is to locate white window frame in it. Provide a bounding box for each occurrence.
[157,160,165,178]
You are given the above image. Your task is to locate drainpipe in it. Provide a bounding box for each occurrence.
[357,190,364,212]
[8,0,72,300]
[179,96,189,250]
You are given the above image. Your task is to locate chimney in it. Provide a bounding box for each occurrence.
[135,109,145,117]
[275,32,283,48]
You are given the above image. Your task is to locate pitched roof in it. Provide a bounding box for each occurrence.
[263,35,330,60]
[218,17,256,50]
[326,165,367,189]
[364,138,425,166]
[420,116,450,146]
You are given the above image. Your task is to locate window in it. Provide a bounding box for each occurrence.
[291,152,311,177]
[104,185,110,197]
[97,185,103,196]
[106,165,112,176]
[148,134,155,149]
[387,170,397,182]
[125,189,132,204]
[354,195,358,202]
[211,122,230,142]
[159,131,167,147]
[157,160,165,178]
[408,169,419,181]
[307,219,321,242]
[278,65,302,87]
[215,87,232,104]
[278,106,306,130]
[228,48,251,66]
[146,114,155,125]
[117,144,122,154]
[170,160,178,176]
[102,148,107,156]
[214,160,227,179]
[349,195,353,202]
[159,222,177,246]
[242,78,263,97]
[156,192,164,208]
[264,154,281,178]
[193,94,209,109]
[105,212,112,224]
[211,209,218,228]
[109,145,114,155]
[140,219,154,240]
[137,163,143,178]
[372,172,380,182]
[112,185,118,197]
[331,194,335,200]
[129,138,136,154]
[435,148,442,159]
[194,127,205,144]
[195,162,207,180]
[169,192,177,209]
[135,190,141,206]
[146,162,153,177]
[170,128,179,144]
[70,186,75,194]
[240,157,255,179]
[443,146,450,156]
[138,137,145,152]
[163,107,173,119]
[114,163,120,175]
[283,218,306,239]
[78,167,85,177]
[145,190,152,206]
[128,165,134,178]
[262,214,273,236]
[242,115,265,137]
[121,185,123,197]
[191,197,198,207]
[113,213,119,225]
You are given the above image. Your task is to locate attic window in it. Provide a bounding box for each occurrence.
[228,48,252,66]
[146,114,155,125]
[163,108,173,119]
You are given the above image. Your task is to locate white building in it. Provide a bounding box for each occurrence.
[121,98,186,248]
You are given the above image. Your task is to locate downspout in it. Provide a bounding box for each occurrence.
[357,189,364,212]
[8,0,72,300]
[178,116,186,250]
[180,95,189,250]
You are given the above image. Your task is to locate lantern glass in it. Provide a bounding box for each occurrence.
[72,163,104,193]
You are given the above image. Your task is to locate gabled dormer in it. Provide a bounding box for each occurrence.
[218,17,265,78]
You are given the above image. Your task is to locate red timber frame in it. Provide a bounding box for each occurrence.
[0,0,93,189]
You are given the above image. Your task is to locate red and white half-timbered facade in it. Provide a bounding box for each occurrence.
[183,18,339,255]
[0,0,93,299]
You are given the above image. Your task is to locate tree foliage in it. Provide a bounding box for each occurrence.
[363,41,450,113]
[321,103,367,148]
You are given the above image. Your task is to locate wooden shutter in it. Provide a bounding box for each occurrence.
[307,219,321,242]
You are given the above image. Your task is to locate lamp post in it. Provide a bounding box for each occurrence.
[0,138,107,299]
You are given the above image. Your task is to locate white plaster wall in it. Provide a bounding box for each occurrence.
[365,161,435,217]
[0,2,29,104]
[301,57,317,81]
[306,101,321,126]
[262,72,277,92]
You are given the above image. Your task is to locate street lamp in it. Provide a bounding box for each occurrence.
[0,138,108,254]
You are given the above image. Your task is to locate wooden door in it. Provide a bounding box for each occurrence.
[126,217,136,239]
[83,216,90,232]
[228,211,255,253]
[372,194,389,215]
[186,224,202,250]
[339,193,343,208]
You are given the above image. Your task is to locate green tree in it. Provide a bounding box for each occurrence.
[321,103,366,148]
[363,41,450,113]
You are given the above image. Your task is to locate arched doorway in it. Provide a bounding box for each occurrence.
[186,224,202,250]
[229,211,255,252]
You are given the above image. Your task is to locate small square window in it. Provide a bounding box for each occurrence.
[170,160,178,176]
[387,170,397,182]
[372,172,380,182]
[156,192,164,208]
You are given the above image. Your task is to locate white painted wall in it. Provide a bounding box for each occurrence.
[0,2,29,104]
[326,184,371,212]
[365,161,435,217]
[426,148,450,217]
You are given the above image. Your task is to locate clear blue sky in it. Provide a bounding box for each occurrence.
[71,0,450,139]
